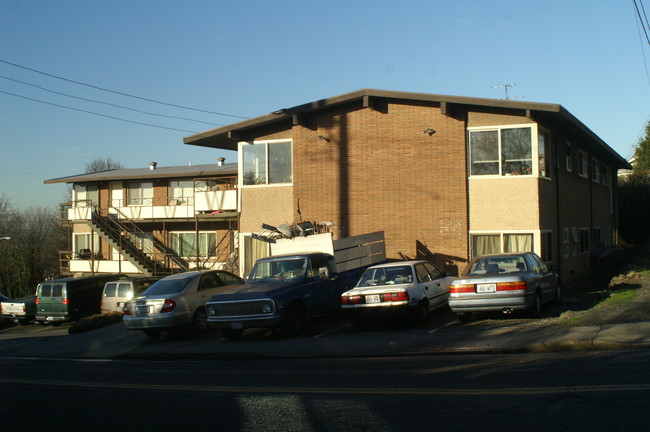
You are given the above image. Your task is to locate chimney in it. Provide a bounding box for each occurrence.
[217,157,226,166]
[149,162,157,170]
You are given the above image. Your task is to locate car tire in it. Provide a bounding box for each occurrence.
[222,328,244,340]
[281,302,306,337]
[143,328,161,339]
[192,308,209,333]
[457,312,472,323]
[412,300,429,326]
[529,292,542,318]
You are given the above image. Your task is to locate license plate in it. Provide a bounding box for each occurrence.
[137,306,151,314]
[366,295,381,304]
[231,322,243,329]
[46,316,55,321]
[476,283,497,293]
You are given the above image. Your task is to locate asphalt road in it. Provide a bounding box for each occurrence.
[2,350,650,431]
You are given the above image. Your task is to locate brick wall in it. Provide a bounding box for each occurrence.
[292,101,469,274]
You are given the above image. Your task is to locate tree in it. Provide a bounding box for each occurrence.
[633,120,650,173]
[84,156,125,173]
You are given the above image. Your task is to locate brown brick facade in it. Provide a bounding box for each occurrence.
[291,101,469,274]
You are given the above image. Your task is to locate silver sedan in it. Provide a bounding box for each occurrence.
[449,252,560,322]
[123,270,244,338]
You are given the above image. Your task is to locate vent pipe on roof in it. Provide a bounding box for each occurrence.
[149,162,157,170]
[217,157,226,166]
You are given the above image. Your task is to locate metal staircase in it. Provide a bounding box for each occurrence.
[89,208,189,276]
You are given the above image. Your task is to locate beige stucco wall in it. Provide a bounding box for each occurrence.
[469,177,541,231]
[239,186,294,233]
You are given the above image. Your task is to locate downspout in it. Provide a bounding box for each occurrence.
[554,135,562,278]
[465,117,472,261]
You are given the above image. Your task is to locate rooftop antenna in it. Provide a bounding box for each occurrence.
[492,83,522,100]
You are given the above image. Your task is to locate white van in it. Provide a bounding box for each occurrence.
[101,277,160,313]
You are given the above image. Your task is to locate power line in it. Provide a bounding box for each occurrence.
[0,74,224,127]
[0,58,249,119]
[0,89,200,133]
[634,0,650,46]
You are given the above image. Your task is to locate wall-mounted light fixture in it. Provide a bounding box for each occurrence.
[317,135,331,142]
[422,128,436,136]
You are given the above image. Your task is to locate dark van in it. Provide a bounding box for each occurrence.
[101,277,160,313]
[36,274,125,324]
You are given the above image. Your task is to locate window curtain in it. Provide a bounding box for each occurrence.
[503,234,533,253]
[472,235,500,257]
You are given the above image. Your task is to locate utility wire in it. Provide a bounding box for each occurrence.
[0,74,224,127]
[0,58,249,119]
[634,0,650,46]
[0,89,200,133]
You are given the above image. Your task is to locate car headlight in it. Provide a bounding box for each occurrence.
[206,305,216,316]
[261,303,272,314]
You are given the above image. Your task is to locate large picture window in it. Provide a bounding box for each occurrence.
[169,180,194,204]
[127,182,153,206]
[242,140,292,186]
[470,127,532,176]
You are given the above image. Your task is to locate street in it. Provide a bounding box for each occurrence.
[2,350,650,431]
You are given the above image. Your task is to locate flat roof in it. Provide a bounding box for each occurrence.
[44,163,238,184]
[183,88,631,169]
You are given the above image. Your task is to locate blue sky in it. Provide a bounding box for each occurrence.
[1,0,648,209]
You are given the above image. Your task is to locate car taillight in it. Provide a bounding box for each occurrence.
[123,305,131,315]
[450,284,475,294]
[341,295,363,305]
[383,291,409,302]
[62,298,69,305]
[497,281,528,291]
[161,299,176,313]
[35,298,40,304]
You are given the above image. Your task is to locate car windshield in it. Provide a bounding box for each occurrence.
[249,258,306,281]
[463,256,528,276]
[141,276,194,295]
[357,265,413,286]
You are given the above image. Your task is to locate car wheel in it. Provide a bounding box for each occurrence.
[192,308,209,333]
[412,300,429,325]
[281,302,305,336]
[529,292,542,318]
[457,312,472,323]
[143,329,161,339]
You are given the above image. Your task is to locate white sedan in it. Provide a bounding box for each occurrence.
[341,260,455,327]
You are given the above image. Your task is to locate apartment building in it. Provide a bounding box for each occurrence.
[183,89,631,284]
[45,161,238,277]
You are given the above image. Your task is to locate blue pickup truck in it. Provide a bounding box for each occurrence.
[205,252,366,339]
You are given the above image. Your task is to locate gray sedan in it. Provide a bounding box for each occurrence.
[123,270,244,338]
[449,252,559,322]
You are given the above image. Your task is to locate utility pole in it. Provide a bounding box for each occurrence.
[492,83,521,100]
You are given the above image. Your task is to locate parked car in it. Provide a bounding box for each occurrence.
[1,295,37,325]
[101,277,160,313]
[449,252,560,322]
[341,260,454,327]
[123,270,244,338]
[36,274,126,324]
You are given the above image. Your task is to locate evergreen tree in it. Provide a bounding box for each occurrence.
[633,120,650,173]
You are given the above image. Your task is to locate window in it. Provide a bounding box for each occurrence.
[74,232,100,254]
[541,231,553,262]
[592,159,601,183]
[127,182,153,206]
[469,127,532,176]
[169,232,217,258]
[602,166,611,187]
[503,234,533,253]
[579,228,589,253]
[242,140,292,186]
[563,228,570,258]
[128,232,154,255]
[577,150,588,177]
[566,144,574,172]
[471,233,533,257]
[538,130,551,178]
[169,180,194,204]
[74,184,99,207]
[572,227,578,256]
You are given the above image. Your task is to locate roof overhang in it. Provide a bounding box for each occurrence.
[183,88,631,169]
